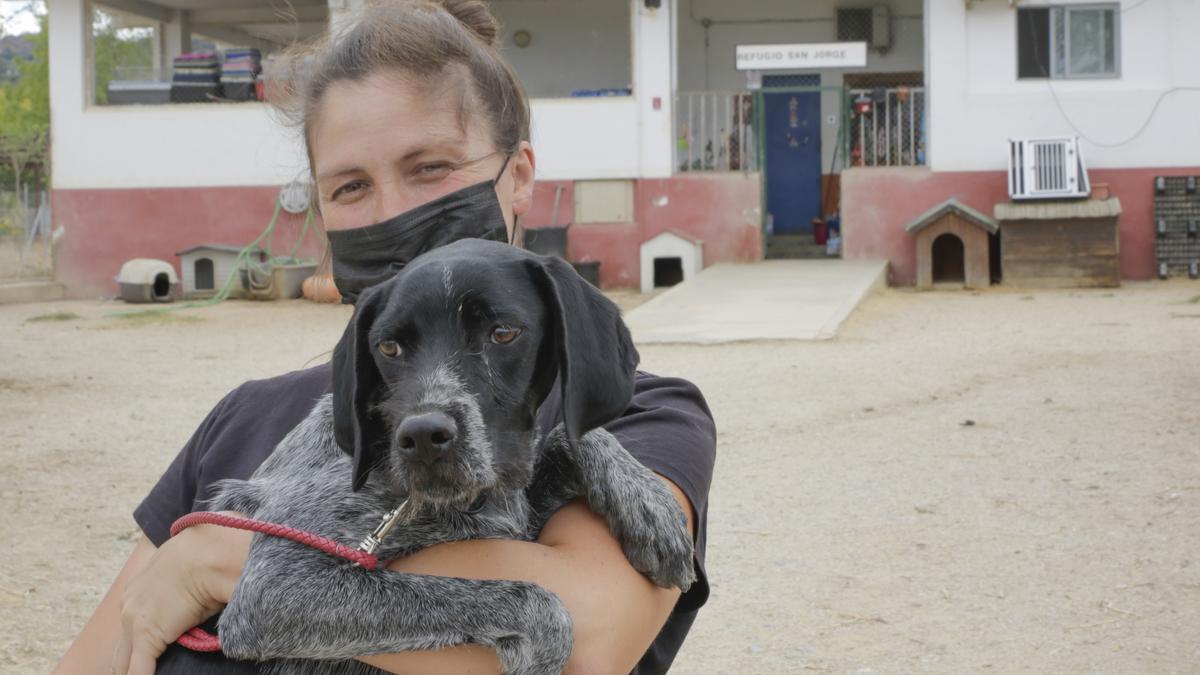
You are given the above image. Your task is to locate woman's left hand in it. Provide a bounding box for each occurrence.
[110,518,252,675]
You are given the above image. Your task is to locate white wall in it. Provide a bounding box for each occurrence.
[530,97,640,179]
[928,0,1200,171]
[50,0,310,189]
[492,0,632,99]
[50,0,672,188]
[525,0,675,180]
[677,0,925,171]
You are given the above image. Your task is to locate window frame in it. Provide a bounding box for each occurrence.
[1016,3,1121,81]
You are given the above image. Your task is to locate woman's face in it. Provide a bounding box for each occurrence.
[311,68,535,234]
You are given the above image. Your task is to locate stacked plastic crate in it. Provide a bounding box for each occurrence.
[170,52,221,103]
[221,49,263,102]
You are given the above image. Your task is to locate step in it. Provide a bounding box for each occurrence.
[766,237,831,259]
[0,280,66,305]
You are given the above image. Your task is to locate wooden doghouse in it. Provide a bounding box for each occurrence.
[906,199,997,290]
[993,198,1121,288]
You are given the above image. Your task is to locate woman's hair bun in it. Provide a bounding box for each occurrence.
[436,0,500,47]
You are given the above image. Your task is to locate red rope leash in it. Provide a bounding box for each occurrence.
[169,511,381,653]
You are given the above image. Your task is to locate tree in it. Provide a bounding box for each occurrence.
[0,13,48,207]
[91,10,155,106]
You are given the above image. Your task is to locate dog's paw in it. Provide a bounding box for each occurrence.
[608,478,697,591]
[492,583,574,675]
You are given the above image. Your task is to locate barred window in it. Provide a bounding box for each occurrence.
[1017,5,1119,80]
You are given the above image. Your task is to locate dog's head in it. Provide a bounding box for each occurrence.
[331,239,639,505]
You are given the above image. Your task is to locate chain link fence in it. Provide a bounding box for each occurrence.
[1,188,53,281]
[847,86,926,167]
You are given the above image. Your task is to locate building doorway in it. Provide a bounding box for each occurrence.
[762,74,822,235]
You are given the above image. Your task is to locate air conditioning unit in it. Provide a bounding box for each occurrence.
[871,6,891,51]
[836,6,891,51]
[1008,137,1090,200]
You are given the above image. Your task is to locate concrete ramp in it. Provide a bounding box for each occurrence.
[624,259,887,344]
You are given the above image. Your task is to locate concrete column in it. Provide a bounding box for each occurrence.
[47,0,89,117]
[633,0,675,178]
[162,9,191,63]
[925,0,966,172]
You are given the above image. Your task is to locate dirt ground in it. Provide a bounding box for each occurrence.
[2,281,1198,673]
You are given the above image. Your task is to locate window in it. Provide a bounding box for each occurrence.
[89,3,328,107]
[1017,5,1119,79]
[92,6,160,105]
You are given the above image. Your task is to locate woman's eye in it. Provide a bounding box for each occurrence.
[490,326,521,345]
[378,340,401,358]
[415,163,454,179]
[331,180,367,201]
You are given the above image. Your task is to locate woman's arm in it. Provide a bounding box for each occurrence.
[81,476,692,675]
[58,525,250,675]
[368,478,693,674]
[55,536,157,674]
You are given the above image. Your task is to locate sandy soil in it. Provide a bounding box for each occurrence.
[2,282,1199,673]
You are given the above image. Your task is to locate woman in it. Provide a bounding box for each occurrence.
[57,2,715,673]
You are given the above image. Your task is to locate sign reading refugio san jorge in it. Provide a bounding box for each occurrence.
[735,42,868,70]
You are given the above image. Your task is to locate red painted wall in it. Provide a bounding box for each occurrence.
[54,173,763,296]
[53,186,327,298]
[522,181,575,228]
[841,166,1200,285]
[635,174,763,266]
[533,173,763,289]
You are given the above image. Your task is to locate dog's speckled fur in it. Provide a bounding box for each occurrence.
[200,241,696,675]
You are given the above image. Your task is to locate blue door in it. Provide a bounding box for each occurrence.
[763,75,822,235]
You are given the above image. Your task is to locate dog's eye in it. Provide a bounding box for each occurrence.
[378,340,401,358]
[490,326,521,345]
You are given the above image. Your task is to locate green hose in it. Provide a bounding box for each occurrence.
[108,197,316,318]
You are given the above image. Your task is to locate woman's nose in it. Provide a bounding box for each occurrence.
[373,178,422,223]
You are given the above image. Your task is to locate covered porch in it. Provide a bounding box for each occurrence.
[671,0,927,260]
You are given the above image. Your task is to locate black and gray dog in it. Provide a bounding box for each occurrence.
[169,239,695,674]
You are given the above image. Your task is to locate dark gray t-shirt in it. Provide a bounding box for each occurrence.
[136,362,715,674]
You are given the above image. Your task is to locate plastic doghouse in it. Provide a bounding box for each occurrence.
[117,259,179,303]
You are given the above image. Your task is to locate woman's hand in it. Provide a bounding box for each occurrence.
[110,517,252,675]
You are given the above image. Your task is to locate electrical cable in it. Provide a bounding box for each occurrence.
[1023,6,1197,149]
[1047,83,1200,148]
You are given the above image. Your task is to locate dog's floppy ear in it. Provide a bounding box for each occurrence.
[332,285,388,491]
[527,255,640,440]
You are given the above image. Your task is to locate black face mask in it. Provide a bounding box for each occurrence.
[327,161,512,304]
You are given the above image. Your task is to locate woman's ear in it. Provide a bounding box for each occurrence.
[511,140,536,218]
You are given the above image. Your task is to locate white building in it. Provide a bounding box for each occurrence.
[46,0,1200,296]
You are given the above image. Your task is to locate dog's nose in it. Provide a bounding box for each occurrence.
[396,412,457,461]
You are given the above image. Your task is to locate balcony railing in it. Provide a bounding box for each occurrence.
[674,91,757,173]
[675,86,927,173]
[847,86,926,167]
